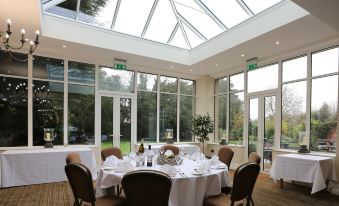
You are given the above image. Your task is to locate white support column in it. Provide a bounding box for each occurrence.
[27,54,33,148]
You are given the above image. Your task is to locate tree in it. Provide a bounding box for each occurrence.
[192,114,214,153]
[59,0,108,16]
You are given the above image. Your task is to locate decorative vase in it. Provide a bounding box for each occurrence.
[44,128,55,148]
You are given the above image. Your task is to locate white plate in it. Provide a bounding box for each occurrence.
[102,165,115,170]
[192,171,205,176]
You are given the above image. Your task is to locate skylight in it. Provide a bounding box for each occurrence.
[42,0,282,50]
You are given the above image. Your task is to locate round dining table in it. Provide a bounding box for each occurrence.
[96,158,231,206]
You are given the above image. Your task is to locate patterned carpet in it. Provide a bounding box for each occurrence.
[0,173,338,206]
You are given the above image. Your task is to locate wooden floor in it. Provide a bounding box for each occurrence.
[0,173,338,206]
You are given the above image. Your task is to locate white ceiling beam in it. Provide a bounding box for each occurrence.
[111,0,121,29]
[236,0,254,16]
[178,14,206,41]
[142,0,159,37]
[194,0,227,30]
[169,0,191,49]
[167,23,179,44]
[42,0,67,11]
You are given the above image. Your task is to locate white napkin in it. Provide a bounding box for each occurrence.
[209,155,221,165]
[196,160,210,173]
[159,164,177,177]
[115,161,134,173]
[191,151,205,161]
[103,155,118,166]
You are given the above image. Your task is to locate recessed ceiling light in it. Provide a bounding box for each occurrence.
[215,63,218,67]
[241,54,245,57]
[275,41,280,45]
[62,45,67,48]
[190,69,193,72]
[170,65,174,69]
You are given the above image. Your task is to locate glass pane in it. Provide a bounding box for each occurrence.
[201,0,249,28]
[0,51,28,77]
[101,96,113,149]
[281,81,307,150]
[175,2,222,39]
[114,0,155,36]
[137,72,157,91]
[160,76,177,93]
[78,0,117,28]
[215,77,228,94]
[68,61,95,84]
[243,0,281,14]
[230,73,244,91]
[229,92,244,145]
[0,77,28,146]
[311,75,338,153]
[180,96,194,142]
[264,96,275,171]
[137,91,157,143]
[283,56,307,82]
[33,81,64,146]
[160,93,177,142]
[214,95,227,142]
[144,0,177,43]
[248,64,278,93]
[170,27,189,49]
[248,98,259,155]
[312,47,339,77]
[182,24,203,48]
[68,84,95,145]
[46,0,77,19]
[120,98,131,155]
[33,56,64,81]
[180,79,194,95]
[99,66,135,92]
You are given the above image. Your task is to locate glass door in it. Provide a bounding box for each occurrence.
[100,95,133,155]
[247,94,277,172]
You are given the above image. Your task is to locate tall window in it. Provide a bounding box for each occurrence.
[68,61,95,145]
[33,56,64,146]
[214,73,244,144]
[99,66,134,92]
[180,79,195,142]
[0,51,28,147]
[137,72,157,143]
[281,56,307,149]
[248,64,278,93]
[310,48,338,153]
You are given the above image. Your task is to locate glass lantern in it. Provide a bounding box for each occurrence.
[44,128,55,148]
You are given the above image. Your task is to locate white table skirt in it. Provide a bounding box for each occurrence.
[97,159,230,206]
[270,153,337,194]
[1,147,97,188]
[135,144,200,156]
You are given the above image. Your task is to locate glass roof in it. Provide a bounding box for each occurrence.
[43,0,282,50]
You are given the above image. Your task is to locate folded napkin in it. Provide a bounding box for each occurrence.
[103,155,118,167]
[191,151,205,161]
[209,155,221,165]
[115,161,134,173]
[195,160,210,173]
[159,164,177,177]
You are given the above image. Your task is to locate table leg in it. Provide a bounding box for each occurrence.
[280,179,284,189]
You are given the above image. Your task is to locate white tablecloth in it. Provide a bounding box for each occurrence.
[97,159,230,206]
[270,153,337,194]
[136,144,200,156]
[1,147,97,188]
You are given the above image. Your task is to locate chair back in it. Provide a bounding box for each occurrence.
[218,147,234,169]
[65,163,96,205]
[162,145,179,155]
[231,163,260,202]
[101,147,123,161]
[66,152,81,164]
[122,170,172,206]
[248,152,261,165]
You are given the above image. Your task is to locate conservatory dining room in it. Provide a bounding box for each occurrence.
[0,0,339,206]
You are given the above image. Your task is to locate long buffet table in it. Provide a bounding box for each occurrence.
[0,147,97,188]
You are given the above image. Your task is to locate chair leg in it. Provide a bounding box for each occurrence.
[231,202,235,206]
[246,198,251,206]
[250,197,255,206]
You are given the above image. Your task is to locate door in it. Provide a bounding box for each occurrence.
[247,94,277,172]
[100,95,133,155]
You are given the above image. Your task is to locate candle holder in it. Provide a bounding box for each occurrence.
[43,128,55,148]
[165,129,174,144]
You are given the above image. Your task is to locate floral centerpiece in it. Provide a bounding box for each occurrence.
[157,150,182,165]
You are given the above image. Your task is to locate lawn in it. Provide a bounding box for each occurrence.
[101,140,131,155]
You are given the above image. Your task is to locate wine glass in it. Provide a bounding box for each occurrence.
[159,146,165,155]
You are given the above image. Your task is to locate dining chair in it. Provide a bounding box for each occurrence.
[162,145,179,155]
[65,163,126,206]
[101,147,123,161]
[121,170,172,206]
[66,152,81,164]
[204,163,260,206]
[218,147,234,194]
[65,152,97,192]
[248,152,261,165]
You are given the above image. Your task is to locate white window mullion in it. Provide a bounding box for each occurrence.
[276,61,282,149]
[28,55,33,148]
[156,74,160,143]
[94,64,100,147]
[177,79,180,142]
[226,76,230,143]
[306,53,312,149]
[64,59,69,146]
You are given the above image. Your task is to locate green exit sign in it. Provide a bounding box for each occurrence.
[114,63,127,70]
[247,63,257,71]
